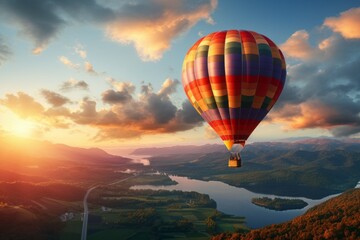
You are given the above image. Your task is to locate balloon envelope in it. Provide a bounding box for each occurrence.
[182,30,286,150]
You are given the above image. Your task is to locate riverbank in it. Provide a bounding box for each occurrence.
[131,175,340,228]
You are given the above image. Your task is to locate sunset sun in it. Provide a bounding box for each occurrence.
[8,116,36,137]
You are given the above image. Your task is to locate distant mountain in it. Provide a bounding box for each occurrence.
[149,138,360,199]
[0,135,132,168]
[247,138,360,152]
[0,135,141,184]
[132,144,227,156]
[132,138,360,156]
[212,188,360,240]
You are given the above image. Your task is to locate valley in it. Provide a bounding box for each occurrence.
[0,136,359,239]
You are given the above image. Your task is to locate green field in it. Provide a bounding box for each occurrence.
[59,220,82,240]
[60,173,248,239]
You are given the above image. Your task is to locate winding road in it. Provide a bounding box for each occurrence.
[81,176,134,240]
[80,186,98,240]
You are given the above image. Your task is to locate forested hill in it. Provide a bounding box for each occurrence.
[212,188,360,240]
[149,139,360,199]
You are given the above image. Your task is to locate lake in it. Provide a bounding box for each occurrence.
[131,175,348,229]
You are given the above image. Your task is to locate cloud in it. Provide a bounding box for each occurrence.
[106,0,217,61]
[0,78,203,140]
[271,13,360,137]
[59,56,79,69]
[60,79,89,91]
[280,30,320,60]
[0,0,216,60]
[0,0,112,54]
[79,79,203,140]
[74,44,87,59]
[0,92,44,118]
[324,7,360,39]
[0,0,65,54]
[281,8,360,62]
[71,98,99,125]
[102,89,133,104]
[0,36,11,66]
[158,78,180,97]
[107,79,136,93]
[40,89,71,107]
[84,61,98,75]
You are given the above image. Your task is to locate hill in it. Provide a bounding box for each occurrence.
[212,188,360,240]
[147,138,360,198]
[132,144,226,155]
[0,135,132,167]
[133,138,360,156]
[0,182,85,204]
[0,135,144,184]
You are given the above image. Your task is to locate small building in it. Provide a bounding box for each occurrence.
[101,206,112,212]
[60,212,74,222]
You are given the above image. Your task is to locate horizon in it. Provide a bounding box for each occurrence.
[1,1,359,150]
[2,133,359,157]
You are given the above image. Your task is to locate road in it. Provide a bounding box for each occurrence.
[81,176,134,240]
[80,186,98,240]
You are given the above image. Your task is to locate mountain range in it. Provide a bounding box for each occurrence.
[145,138,360,199]
[133,138,360,156]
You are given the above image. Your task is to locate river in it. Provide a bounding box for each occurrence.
[131,175,359,228]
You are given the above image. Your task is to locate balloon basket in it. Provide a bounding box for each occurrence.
[228,156,242,168]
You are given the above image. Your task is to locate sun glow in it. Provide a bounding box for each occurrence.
[9,117,36,137]
[0,108,37,137]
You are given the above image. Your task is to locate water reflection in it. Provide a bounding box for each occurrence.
[131,175,339,228]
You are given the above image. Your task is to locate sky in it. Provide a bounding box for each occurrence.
[0,0,359,151]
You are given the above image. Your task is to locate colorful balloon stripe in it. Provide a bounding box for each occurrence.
[182,30,286,150]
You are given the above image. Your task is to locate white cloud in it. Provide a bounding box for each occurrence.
[75,44,87,59]
[84,61,97,74]
[59,56,79,69]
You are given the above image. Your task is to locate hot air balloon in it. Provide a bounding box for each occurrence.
[182,30,286,167]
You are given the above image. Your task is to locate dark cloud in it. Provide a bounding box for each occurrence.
[177,100,204,124]
[0,0,65,53]
[331,124,360,137]
[0,36,11,66]
[274,83,303,109]
[271,30,360,137]
[0,0,216,58]
[102,89,132,104]
[60,79,88,91]
[147,94,177,124]
[74,79,204,140]
[41,89,70,107]
[0,78,205,140]
[0,0,113,53]
[72,98,98,125]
